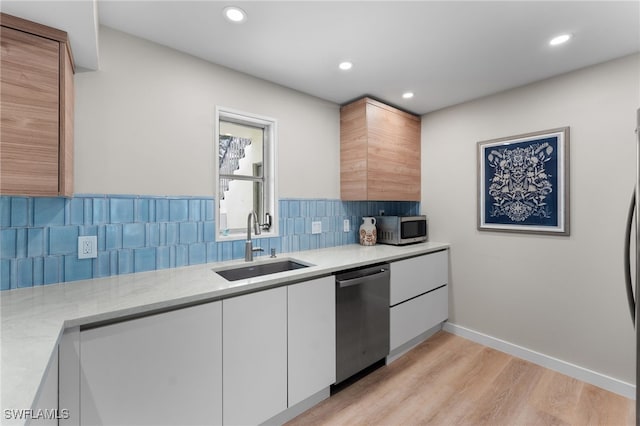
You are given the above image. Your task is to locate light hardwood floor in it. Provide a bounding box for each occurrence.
[287,331,634,426]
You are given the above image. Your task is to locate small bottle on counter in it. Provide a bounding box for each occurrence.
[359,217,377,246]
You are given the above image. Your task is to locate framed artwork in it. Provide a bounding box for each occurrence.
[477,127,570,235]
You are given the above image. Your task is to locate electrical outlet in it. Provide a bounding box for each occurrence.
[78,236,97,259]
[311,221,322,234]
[378,209,385,216]
[343,219,350,232]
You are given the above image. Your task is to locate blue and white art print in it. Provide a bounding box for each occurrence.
[478,127,569,235]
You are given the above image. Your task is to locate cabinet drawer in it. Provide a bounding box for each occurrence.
[390,285,448,351]
[390,250,448,305]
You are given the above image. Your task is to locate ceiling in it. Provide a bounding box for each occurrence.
[2,1,639,115]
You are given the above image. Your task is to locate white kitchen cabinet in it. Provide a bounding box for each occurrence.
[389,250,449,353]
[29,348,59,425]
[288,276,336,407]
[79,301,222,426]
[223,287,288,425]
[59,327,80,426]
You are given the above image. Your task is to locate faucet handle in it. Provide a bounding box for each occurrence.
[261,213,272,231]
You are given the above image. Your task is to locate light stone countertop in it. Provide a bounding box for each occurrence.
[0,242,449,424]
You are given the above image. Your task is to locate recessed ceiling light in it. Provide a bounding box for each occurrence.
[402,92,414,99]
[338,61,353,71]
[549,33,572,46]
[223,6,247,23]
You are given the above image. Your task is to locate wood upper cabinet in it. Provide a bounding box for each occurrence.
[340,97,421,201]
[0,13,74,196]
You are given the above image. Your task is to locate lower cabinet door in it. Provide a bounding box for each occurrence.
[79,301,222,426]
[288,276,336,406]
[223,287,288,425]
[390,285,448,351]
[30,348,59,425]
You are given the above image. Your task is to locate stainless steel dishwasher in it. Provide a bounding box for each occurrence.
[335,263,390,384]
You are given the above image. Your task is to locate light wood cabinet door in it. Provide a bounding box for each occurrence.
[59,44,74,196]
[288,276,336,406]
[0,14,74,196]
[340,99,369,200]
[0,26,59,196]
[366,101,421,201]
[340,97,421,201]
[223,287,288,425]
[79,302,223,426]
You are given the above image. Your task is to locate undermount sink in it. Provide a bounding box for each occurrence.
[214,259,312,281]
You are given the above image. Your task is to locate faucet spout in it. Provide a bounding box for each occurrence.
[247,211,261,240]
[245,211,262,261]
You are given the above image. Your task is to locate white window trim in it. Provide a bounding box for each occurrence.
[214,106,279,242]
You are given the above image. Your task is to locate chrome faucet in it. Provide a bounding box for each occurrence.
[245,211,263,261]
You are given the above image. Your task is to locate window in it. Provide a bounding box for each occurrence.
[215,107,278,241]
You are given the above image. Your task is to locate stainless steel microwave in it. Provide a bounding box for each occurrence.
[375,215,428,245]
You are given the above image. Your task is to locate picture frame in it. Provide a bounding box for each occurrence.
[477,127,570,235]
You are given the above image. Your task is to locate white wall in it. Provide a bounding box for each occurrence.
[423,53,640,384]
[74,26,340,198]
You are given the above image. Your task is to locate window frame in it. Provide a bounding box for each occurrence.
[214,106,278,242]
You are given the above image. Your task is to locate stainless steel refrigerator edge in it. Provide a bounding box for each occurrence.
[629,108,640,424]
[627,108,640,426]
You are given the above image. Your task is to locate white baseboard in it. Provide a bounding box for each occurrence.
[443,322,635,400]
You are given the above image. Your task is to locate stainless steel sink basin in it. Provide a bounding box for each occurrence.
[214,259,311,281]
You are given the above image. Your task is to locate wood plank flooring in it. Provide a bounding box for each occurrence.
[286,332,634,426]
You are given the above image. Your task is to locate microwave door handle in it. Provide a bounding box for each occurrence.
[624,187,636,326]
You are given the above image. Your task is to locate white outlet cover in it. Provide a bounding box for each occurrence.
[343,219,350,232]
[311,221,322,234]
[78,236,98,259]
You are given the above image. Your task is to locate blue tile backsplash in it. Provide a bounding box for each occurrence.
[0,195,419,290]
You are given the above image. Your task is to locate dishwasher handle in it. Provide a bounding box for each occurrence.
[336,267,389,288]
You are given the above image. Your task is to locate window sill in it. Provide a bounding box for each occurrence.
[216,230,279,242]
